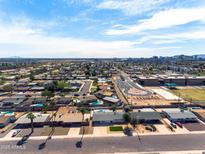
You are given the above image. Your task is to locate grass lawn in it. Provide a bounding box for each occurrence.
[193,71,205,76]
[171,89,205,102]
[109,126,123,132]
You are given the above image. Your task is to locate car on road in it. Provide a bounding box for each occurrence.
[12,129,21,137]
[175,122,183,128]
[74,93,80,96]
[170,122,177,128]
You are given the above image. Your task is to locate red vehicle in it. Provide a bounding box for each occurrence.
[175,122,183,128]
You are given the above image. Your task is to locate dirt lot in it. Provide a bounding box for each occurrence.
[127,96,171,106]
[79,126,93,135]
[183,122,205,131]
[16,126,69,137]
[135,124,158,133]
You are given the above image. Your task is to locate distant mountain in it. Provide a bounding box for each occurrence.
[194,54,205,59]
[7,56,22,59]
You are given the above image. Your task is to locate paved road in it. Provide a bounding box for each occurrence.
[79,80,92,96]
[112,76,129,104]
[1,134,205,154]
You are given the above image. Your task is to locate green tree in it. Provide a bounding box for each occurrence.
[3,85,13,95]
[29,73,35,81]
[124,105,132,113]
[123,113,131,128]
[42,90,54,97]
[80,107,86,123]
[111,105,117,114]
[26,112,36,133]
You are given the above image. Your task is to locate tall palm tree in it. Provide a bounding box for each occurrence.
[79,107,87,145]
[50,100,56,131]
[26,112,36,133]
[111,105,117,114]
[42,103,48,114]
[80,107,86,124]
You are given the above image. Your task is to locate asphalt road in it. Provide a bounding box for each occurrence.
[112,77,129,104]
[79,80,92,96]
[1,134,205,154]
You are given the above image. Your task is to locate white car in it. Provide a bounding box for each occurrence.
[12,129,21,137]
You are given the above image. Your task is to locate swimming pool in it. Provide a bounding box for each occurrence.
[94,109,112,113]
[0,111,14,115]
[30,104,44,107]
[90,100,103,106]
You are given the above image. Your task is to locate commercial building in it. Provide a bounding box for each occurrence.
[136,75,205,86]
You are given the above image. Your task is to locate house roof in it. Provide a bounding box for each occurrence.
[54,97,72,104]
[163,109,197,119]
[1,97,26,105]
[0,116,10,124]
[93,111,123,122]
[15,113,50,124]
[55,107,83,123]
[131,109,162,121]
[193,110,205,119]
[103,97,119,103]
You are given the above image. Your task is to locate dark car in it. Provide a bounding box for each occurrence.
[175,122,183,128]
[170,122,177,128]
[74,93,80,96]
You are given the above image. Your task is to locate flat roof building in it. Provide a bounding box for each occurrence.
[131,108,162,123]
[162,108,197,122]
[136,75,205,86]
[15,112,50,125]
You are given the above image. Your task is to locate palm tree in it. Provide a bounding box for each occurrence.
[111,105,117,114]
[42,103,48,114]
[80,107,86,124]
[79,107,87,146]
[26,112,36,133]
[50,100,56,131]
[124,105,131,113]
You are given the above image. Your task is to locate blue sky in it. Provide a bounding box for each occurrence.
[0,0,205,58]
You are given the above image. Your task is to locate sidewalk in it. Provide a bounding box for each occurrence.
[115,150,205,154]
[1,127,205,142]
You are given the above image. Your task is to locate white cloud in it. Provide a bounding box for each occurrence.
[97,0,169,16]
[62,0,96,6]
[137,29,205,45]
[0,21,143,58]
[106,7,205,35]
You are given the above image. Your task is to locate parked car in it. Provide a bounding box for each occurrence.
[170,122,177,128]
[74,93,79,96]
[175,122,183,128]
[12,129,21,137]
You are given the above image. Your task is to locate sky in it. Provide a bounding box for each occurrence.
[0,0,205,58]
